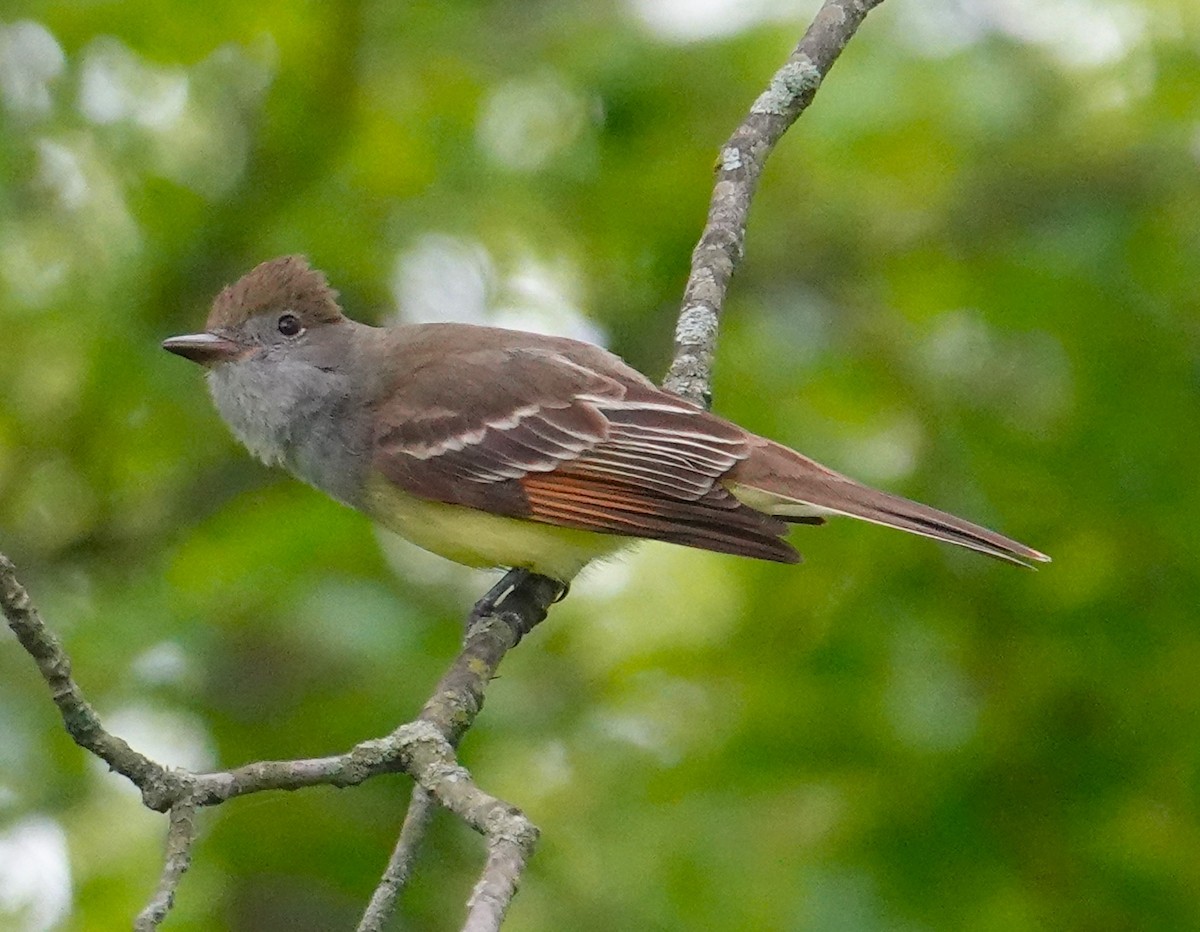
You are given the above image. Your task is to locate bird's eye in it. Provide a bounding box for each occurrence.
[277,313,303,337]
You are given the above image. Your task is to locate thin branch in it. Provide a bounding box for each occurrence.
[423,574,562,744]
[357,786,437,932]
[664,0,887,405]
[0,555,179,799]
[134,803,199,931]
[462,805,538,932]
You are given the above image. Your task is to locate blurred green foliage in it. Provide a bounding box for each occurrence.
[2,1,1199,930]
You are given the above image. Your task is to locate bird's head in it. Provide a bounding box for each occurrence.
[163,255,349,369]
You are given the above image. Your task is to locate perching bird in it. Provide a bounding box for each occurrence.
[163,256,1048,591]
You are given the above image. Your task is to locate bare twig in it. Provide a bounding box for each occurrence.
[403,721,540,932]
[0,555,179,800]
[134,804,199,931]
[462,804,538,932]
[357,786,437,932]
[665,0,887,405]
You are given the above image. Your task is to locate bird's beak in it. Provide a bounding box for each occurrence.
[162,332,244,366]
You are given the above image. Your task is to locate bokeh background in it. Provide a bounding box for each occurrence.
[2,1,1198,929]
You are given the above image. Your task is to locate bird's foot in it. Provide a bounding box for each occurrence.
[467,567,531,630]
[466,569,571,645]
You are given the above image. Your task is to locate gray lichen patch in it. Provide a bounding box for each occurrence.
[750,57,822,116]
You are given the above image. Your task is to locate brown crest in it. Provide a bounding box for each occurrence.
[207,255,343,330]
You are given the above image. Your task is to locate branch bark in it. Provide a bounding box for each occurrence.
[134,804,199,932]
[2,2,885,928]
[357,786,436,932]
[664,0,886,405]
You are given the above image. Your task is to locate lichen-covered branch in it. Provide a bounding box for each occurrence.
[664,0,887,405]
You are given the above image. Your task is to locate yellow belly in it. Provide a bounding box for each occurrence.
[363,476,629,581]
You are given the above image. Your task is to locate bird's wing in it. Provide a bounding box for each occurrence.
[371,346,800,562]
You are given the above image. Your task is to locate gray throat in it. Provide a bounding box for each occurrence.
[206,357,373,507]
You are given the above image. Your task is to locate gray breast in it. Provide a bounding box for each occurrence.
[207,357,373,508]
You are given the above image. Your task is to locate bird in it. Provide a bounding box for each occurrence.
[163,255,1048,602]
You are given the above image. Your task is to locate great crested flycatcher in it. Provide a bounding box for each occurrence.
[163,256,1048,582]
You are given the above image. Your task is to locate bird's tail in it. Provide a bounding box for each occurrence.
[728,439,1050,568]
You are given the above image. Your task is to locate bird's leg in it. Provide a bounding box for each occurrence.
[467,568,531,630]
